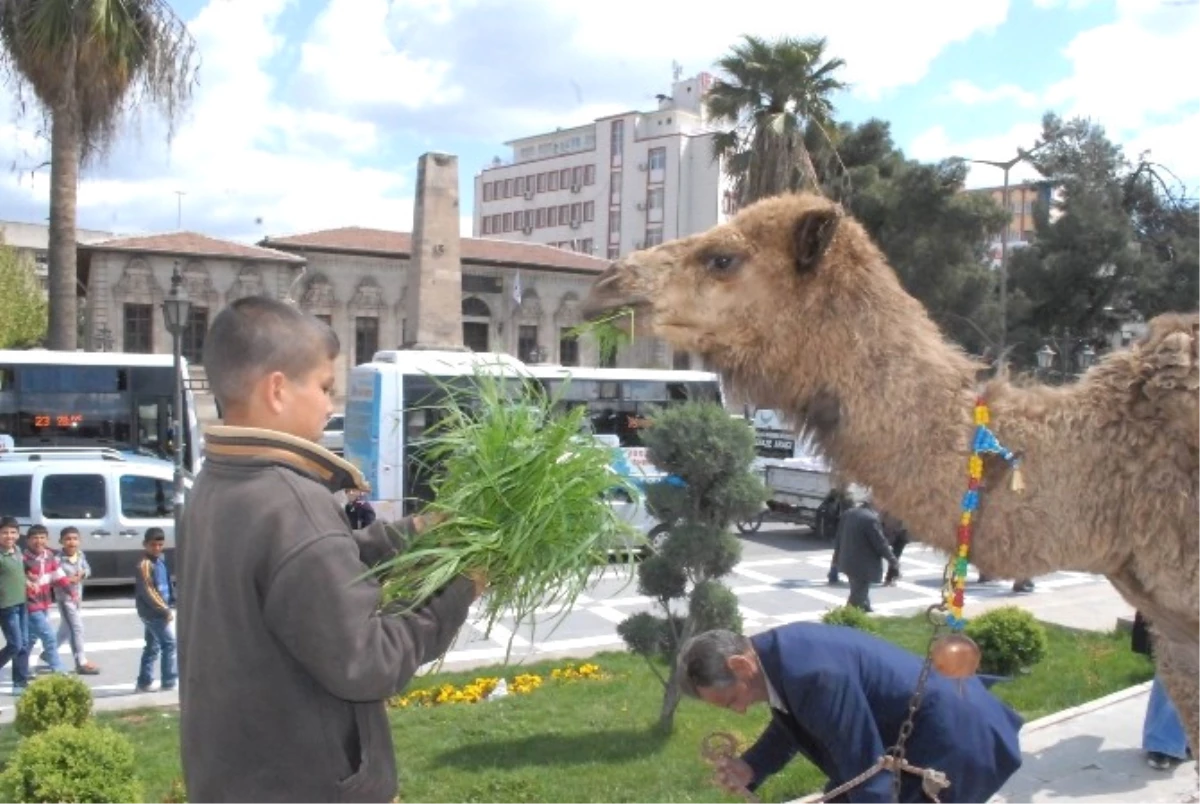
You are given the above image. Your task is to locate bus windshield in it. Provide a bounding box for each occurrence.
[541,378,721,448]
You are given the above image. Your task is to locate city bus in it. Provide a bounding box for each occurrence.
[341,351,725,540]
[0,350,202,474]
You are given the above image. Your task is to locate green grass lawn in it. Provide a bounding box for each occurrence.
[0,615,1153,803]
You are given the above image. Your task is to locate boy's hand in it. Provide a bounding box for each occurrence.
[465,569,488,601]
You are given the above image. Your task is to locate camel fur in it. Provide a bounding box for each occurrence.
[581,192,1200,753]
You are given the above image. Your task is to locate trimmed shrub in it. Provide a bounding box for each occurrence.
[13,673,93,737]
[821,605,880,634]
[966,605,1049,676]
[0,723,141,803]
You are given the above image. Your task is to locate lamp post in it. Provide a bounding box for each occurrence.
[956,139,1053,354]
[1077,344,1096,372]
[1036,343,1056,381]
[161,262,192,542]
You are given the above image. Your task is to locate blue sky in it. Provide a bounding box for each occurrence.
[1,0,1196,243]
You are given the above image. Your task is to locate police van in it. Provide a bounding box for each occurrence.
[0,440,184,584]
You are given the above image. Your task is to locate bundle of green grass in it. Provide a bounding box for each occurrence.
[375,367,639,635]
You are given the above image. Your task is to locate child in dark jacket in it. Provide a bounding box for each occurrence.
[133,527,176,692]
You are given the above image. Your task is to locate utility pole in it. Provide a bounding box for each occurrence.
[958,139,1053,354]
[175,191,186,230]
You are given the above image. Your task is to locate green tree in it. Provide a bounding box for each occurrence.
[1005,113,1198,370]
[1,0,198,350]
[807,118,1010,355]
[616,402,766,731]
[0,239,47,348]
[706,35,846,207]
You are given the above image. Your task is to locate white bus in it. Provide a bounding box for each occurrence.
[341,351,724,539]
[0,350,202,473]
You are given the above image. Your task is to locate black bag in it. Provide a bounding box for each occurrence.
[1131,611,1153,657]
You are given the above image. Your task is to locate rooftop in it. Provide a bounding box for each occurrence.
[261,227,610,274]
[82,231,304,263]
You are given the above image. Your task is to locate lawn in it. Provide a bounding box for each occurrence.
[0,615,1153,803]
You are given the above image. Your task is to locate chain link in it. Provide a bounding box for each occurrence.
[886,605,945,802]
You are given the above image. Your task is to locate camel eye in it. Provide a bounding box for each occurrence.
[705,254,740,274]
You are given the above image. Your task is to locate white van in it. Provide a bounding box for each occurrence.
[0,447,185,585]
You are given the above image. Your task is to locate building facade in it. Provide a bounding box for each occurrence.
[78,228,692,397]
[962,181,1058,268]
[1,220,115,294]
[473,72,736,259]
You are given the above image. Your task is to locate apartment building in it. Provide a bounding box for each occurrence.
[473,72,736,259]
[963,181,1059,268]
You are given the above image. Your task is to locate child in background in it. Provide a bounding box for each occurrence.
[23,524,69,674]
[55,527,99,675]
[133,527,176,693]
[0,516,30,694]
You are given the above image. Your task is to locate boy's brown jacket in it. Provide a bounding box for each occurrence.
[178,426,474,803]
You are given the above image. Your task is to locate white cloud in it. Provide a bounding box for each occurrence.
[913,1,1200,195]
[909,122,1047,189]
[557,0,1010,101]
[299,0,463,110]
[943,79,1039,108]
[0,0,421,242]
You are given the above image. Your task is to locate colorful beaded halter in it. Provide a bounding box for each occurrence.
[942,396,1024,630]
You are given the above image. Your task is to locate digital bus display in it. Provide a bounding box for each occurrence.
[32,414,85,429]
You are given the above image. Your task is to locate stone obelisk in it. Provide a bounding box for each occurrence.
[404,152,465,350]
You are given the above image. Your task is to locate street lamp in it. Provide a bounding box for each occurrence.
[1077,344,1096,372]
[161,262,192,544]
[955,139,1053,354]
[1036,344,1057,373]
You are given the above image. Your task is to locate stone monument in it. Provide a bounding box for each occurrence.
[404,152,466,350]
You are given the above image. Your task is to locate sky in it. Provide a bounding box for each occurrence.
[0,0,1196,244]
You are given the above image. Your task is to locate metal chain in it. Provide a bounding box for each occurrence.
[700,731,762,803]
[886,605,945,802]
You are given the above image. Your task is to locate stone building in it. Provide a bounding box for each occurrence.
[78,227,688,396]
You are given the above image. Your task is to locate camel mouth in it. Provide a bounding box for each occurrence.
[578,293,651,324]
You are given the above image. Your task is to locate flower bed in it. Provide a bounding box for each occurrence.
[391,662,605,708]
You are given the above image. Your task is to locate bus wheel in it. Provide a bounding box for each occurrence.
[736,513,765,535]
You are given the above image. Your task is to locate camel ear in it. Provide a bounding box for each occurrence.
[794,205,843,273]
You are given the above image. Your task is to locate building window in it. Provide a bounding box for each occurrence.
[559,168,570,187]
[648,147,666,172]
[515,176,525,194]
[609,212,621,238]
[463,322,489,352]
[610,171,621,206]
[503,179,513,198]
[503,212,513,232]
[607,245,620,260]
[492,214,502,232]
[647,187,665,210]
[123,303,153,354]
[559,329,579,366]
[355,317,379,365]
[672,351,691,370]
[181,307,208,364]
[583,201,595,222]
[517,325,539,363]
[611,120,624,158]
[645,227,664,247]
[482,217,492,235]
[584,165,596,185]
[483,183,493,202]
[514,210,525,229]
[537,173,546,192]
[548,171,559,191]
[558,204,570,223]
[547,206,558,227]
[536,208,547,228]
[572,166,584,187]
[580,238,594,255]
[570,202,582,222]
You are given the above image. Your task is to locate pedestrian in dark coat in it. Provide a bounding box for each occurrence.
[677,624,1024,803]
[835,505,899,612]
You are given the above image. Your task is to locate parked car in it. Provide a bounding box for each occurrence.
[322,414,344,455]
[0,446,189,584]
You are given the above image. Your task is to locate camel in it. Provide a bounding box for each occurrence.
[581,192,1200,753]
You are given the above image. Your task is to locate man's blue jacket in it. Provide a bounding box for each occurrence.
[742,623,1023,803]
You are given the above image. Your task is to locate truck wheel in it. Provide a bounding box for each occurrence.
[649,523,671,552]
[736,513,765,535]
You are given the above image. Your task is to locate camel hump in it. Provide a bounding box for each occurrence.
[1138,312,1199,395]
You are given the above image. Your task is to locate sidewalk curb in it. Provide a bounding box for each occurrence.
[1018,681,1151,734]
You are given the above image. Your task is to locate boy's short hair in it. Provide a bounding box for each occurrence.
[203,296,340,408]
[60,526,80,540]
[26,524,48,538]
[0,516,19,530]
[144,527,167,543]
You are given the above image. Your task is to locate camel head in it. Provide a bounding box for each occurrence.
[581,193,949,429]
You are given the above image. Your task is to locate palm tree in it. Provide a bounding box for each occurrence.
[0,0,198,350]
[706,35,846,210]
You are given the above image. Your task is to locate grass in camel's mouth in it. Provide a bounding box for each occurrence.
[566,307,637,365]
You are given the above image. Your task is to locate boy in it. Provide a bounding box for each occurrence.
[0,517,30,694]
[23,524,69,674]
[179,296,484,802]
[55,526,99,675]
[133,528,175,692]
